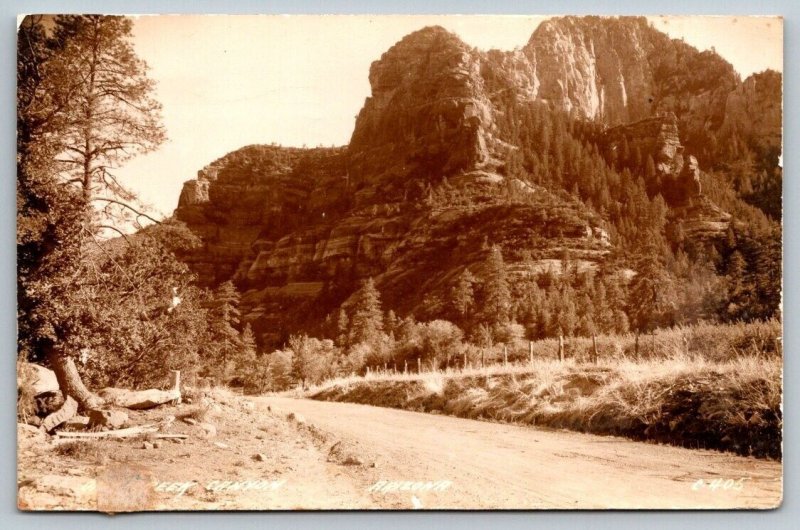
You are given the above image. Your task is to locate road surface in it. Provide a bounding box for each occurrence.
[261,396,782,509]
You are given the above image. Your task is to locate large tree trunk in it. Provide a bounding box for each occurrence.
[46,345,104,411]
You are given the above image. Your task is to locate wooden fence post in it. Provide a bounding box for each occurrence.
[503,345,508,367]
[171,370,181,404]
[417,357,421,373]
[558,335,564,362]
[529,341,534,364]
[404,359,408,374]
[592,335,598,365]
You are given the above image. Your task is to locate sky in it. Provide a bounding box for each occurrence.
[116,15,783,217]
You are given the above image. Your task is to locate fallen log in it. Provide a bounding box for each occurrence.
[56,432,188,440]
[98,387,180,410]
[55,424,188,440]
[97,371,181,410]
[41,396,77,433]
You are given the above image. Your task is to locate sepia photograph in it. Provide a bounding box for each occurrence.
[16,14,783,511]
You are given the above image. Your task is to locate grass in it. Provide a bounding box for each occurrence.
[53,440,105,461]
[308,321,782,459]
[17,362,39,424]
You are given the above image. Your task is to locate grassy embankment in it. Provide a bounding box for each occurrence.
[308,320,782,459]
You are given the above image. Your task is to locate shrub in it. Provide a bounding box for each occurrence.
[54,440,104,461]
[266,350,293,391]
[419,320,464,368]
[290,335,339,389]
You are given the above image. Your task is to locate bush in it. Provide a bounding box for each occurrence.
[422,320,464,368]
[290,335,339,389]
[266,350,293,391]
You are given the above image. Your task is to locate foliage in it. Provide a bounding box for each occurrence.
[266,350,294,391]
[345,278,384,347]
[77,222,209,389]
[289,335,338,389]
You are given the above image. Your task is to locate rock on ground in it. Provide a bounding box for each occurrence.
[88,409,128,430]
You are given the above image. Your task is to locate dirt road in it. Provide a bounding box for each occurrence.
[262,396,782,509]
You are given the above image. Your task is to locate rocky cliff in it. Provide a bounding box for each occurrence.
[173,17,780,344]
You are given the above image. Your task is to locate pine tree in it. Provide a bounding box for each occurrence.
[202,281,243,381]
[451,268,476,320]
[628,254,677,345]
[47,15,165,221]
[725,250,749,320]
[335,309,349,347]
[348,278,384,346]
[236,324,259,389]
[480,246,511,328]
[384,309,398,338]
[17,15,167,409]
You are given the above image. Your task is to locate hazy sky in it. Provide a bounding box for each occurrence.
[117,15,783,217]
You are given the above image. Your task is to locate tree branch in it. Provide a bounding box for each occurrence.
[97,224,132,244]
[90,196,162,225]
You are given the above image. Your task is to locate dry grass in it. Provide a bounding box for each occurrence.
[53,440,105,461]
[309,321,783,459]
[17,361,39,424]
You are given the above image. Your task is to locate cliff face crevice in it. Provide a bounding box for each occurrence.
[173,18,778,342]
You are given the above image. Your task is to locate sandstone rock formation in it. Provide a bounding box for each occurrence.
[604,113,708,205]
[173,18,778,345]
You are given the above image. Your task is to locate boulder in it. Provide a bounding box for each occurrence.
[88,409,128,430]
[18,363,59,396]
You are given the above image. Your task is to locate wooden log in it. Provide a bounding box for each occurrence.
[42,396,78,433]
[56,428,188,440]
[98,387,181,410]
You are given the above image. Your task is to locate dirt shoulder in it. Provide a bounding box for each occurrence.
[18,390,380,511]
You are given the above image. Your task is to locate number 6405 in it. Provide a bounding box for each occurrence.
[691,478,748,491]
